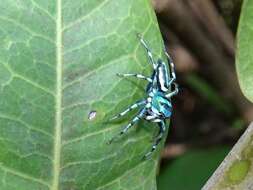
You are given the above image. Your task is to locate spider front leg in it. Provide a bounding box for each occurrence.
[166,83,179,98]
[137,34,157,69]
[144,120,166,159]
[110,100,146,120]
[117,73,152,83]
[108,109,146,144]
[164,48,176,86]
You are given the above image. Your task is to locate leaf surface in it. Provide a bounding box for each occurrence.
[236,0,253,102]
[0,0,164,189]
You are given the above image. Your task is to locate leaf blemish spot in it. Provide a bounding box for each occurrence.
[88,111,97,120]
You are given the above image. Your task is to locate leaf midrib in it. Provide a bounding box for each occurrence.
[52,0,62,189]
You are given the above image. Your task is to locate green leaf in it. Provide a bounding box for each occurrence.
[0,0,164,189]
[157,147,230,190]
[236,0,253,103]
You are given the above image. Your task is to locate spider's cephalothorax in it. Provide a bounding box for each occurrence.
[109,34,179,159]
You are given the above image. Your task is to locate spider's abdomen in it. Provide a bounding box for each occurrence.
[151,92,172,118]
[156,59,170,92]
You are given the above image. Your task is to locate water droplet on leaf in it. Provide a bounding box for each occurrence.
[88,111,97,120]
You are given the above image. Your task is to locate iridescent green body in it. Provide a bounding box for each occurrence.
[151,91,172,118]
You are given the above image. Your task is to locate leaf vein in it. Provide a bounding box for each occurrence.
[60,153,117,170]
[30,0,55,21]
[0,114,53,138]
[63,54,132,90]
[63,0,110,31]
[14,75,55,96]
[62,125,118,147]
[51,0,63,189]
[0,164,51,188]
[95,160,155,190]
[0,16,55,44]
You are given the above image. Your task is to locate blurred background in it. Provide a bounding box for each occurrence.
[151,0,253,189]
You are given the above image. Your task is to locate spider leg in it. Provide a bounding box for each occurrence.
[164,48,176,86]
[117,73,152,83]
[144,120,166,159]
[110,100,146,120]
[137,34,157,69]
[108,108,146,143]
[165,82,179,98]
